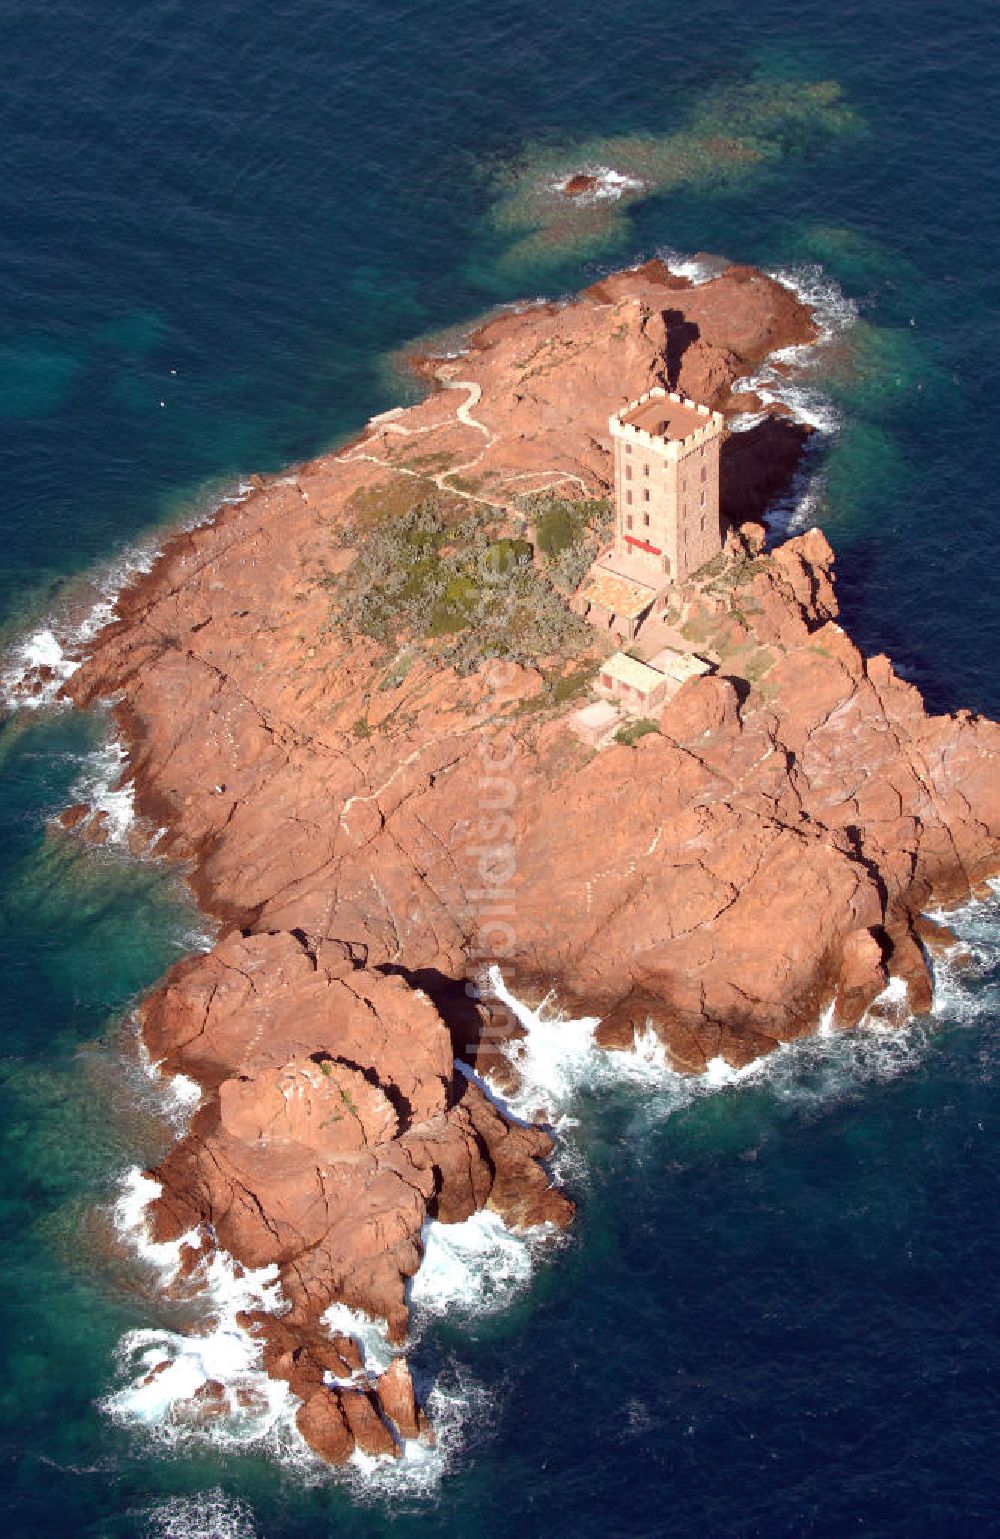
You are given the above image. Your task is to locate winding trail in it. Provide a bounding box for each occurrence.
[337,373,594,509]
[447,378,490,437]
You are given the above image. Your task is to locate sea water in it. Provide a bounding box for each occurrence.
[1,1,999,1533]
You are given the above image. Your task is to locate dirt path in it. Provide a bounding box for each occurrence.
[338,373,593,510]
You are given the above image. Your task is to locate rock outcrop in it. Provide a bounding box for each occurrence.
[51,257,1000,1461]
[143,939,568,1459]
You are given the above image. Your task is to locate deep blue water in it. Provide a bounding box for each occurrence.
[1,2,998,1535]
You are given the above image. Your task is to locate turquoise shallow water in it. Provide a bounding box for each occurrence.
[1,1,999,1534]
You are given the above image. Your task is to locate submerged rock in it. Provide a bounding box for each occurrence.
[560,173,600,198]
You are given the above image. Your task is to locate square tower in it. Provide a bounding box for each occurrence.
[608,387,725,584]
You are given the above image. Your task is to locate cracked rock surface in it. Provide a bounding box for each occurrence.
[59,259,1000,1462]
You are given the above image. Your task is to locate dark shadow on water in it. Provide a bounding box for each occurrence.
[721,414,813,529]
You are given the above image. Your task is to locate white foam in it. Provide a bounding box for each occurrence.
[321,1302,394,1377]
[105,878,998,1494]
[408,1210,541,1320]
[108,1315,284,1436]
[136,1038,204,1133]
[484,963,602,1122]
[627,1018,671,1068]
[2,625,81,706]
[703,1052,769,1088]
[114,1168,202,1282]
[144,1489,258,1539]
[722,261,858,535]
[109,1166,490,1486]
[159,1070,203,1136]
[551,166,645,205]
[657,247,729,286]
[106,1170,302,1455]
[816,1000,837,1037]
[344,1367,494,1503]
[2,481,254,711]
[480,937,987,1135]
[319,1294,499,1496]
[65,735,136,844]
[169,1073,202,1110]
[105,1022,202,1148]
[769,261,860,344]
[924,880,1000,1027]
[2,546,154,709]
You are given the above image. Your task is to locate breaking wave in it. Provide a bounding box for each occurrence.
[106,1169,306,1460]
[657,247,730,286]
[1,542,158,709]
[104,881,997,1499]
[728,261,858,536]
[318,1298,498,1499]
[1,480,254,711]
[341,1367,495,1504]
[550,166,645,204]
[321,1301,395,1377]
[481,883,999,1131]
[136,1040,203,1135]
[107,1170,506,1496]
[65,735,136,844]
[409,1209,543,1320]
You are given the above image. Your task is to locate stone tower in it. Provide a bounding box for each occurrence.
[608,387,725,585]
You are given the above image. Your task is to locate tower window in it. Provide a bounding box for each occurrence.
[643,463,650,477]
[701,466,707,483]
[700,490,706,507]
[625,443,632,454]
[643,489,650,502]
[626,465,633,481]
[643,513,650,528]
[626,514,633,530]
[626,490,633,505]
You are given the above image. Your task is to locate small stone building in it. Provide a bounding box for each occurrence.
[645,647,713,691]
[597,652,674,713]
[597,646,713,716]
[567,699,623,748]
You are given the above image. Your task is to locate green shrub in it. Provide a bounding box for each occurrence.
[427,601,469,637]
[536,504,578,557]
[522,495,614,593]
[550,661,600,705]
[614,717,660,747]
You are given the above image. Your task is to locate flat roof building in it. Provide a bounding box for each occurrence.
[596,645,713,716]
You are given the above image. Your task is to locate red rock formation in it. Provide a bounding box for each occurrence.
[56,258,1000,1462]
[376,1357,425,1441]
[561,174,600,198]
[296,1390,353,1464]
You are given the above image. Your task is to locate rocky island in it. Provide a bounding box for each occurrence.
[52,259,1000,1464]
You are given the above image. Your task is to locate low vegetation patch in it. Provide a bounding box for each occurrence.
[327,496,595,675]
[614,717,660,747]
[344,473,442,530]
[519,493,613,595]
[517,659,602,715]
